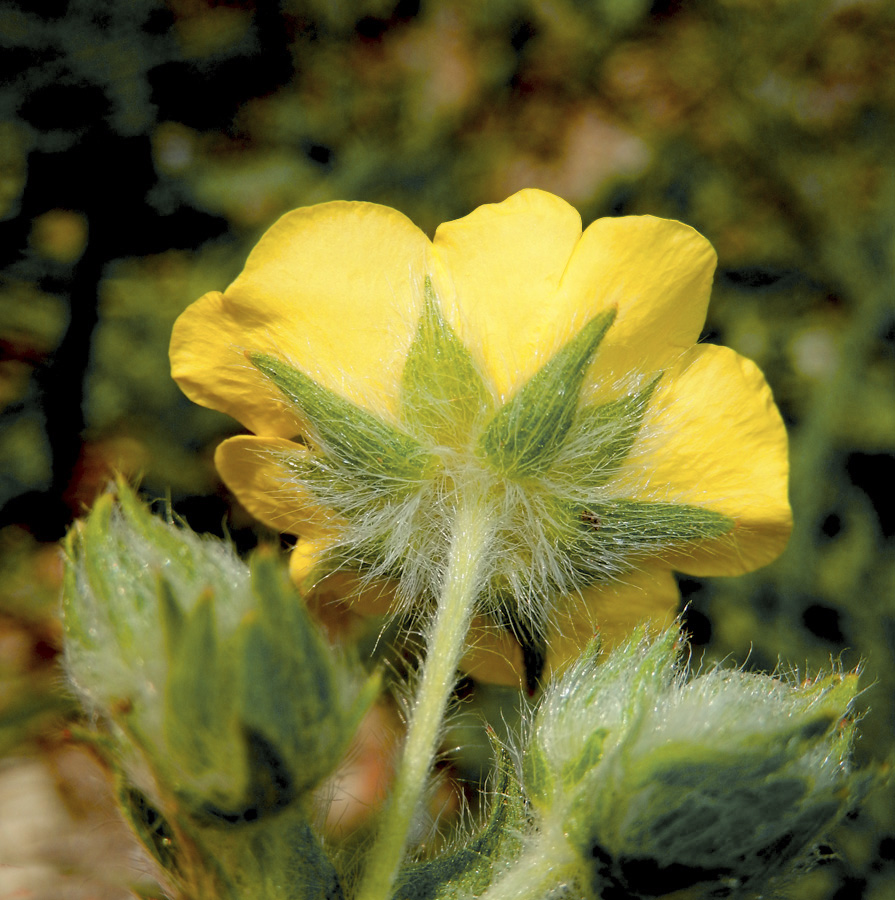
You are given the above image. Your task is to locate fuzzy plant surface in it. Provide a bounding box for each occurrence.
[511,628,868,900]
[60,190,870,900]
[163,190,804,900]
[169,190,792,690]
[60,488,867,900]
[63,482,377,900]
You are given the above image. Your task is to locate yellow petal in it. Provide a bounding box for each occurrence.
[433,191,716,407]
[215,435,339,536]
[289,537,396,641]
[617,344,792,576]
[460,617,525,688]
[290,538,398,616]
[432,189,583,399]
[289,534,334,586]
[171,291,303,438]
[171,202,433,434]
[550,566,680,664]
[558,214,717,403]
[460,567,680,687]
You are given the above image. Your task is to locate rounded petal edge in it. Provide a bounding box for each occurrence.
[171,201,434,434]
[433,189,584,399]
[618,344,792,576]
[215,435,338,536]
[224,200,433,419]
[289,538,398,616]
[560,215,717,403]
[171,291,304,438]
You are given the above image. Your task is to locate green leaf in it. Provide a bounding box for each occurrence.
[250,352,433,486]
[237,549,378,794]
[400,277,493,441]
[477,309,616,478]
[393,745,526,900]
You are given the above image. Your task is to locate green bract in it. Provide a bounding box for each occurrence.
[522,628,866,900]
[400,279,495,441]
[476,308,616,477]
[393,745,527,900]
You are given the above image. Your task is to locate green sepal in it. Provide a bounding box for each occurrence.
[393,743,526,900]
[600,738,842,884]
[158,576,185,659]
[63,478,255,719]
[477,308,616,478]
[61,515,98,654]
[250,352,433,486]
[115,479,191,574]
[270,815,346,900]
[62,485,364,898]
[562,727,610,787]
[204,808,346,900]
[196,728,296,826]
[552,375,660,489]
[76,493,137,648]
[556,498,734,582]
[400,277,493,441]
[524,638,611,808]
[163,591,247,812]
[159,548,380,820]
[130,796,348,900]
[526,627,870,899]
[165,592,228,747]
[579,498,734,546]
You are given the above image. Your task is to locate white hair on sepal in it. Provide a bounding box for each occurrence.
[228,338,305,426]
[244,274,744,663]
[493,289,603,409]
[356,257,442,418]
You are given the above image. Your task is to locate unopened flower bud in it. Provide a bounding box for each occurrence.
[524,627,865,899]
[62,483,375,898]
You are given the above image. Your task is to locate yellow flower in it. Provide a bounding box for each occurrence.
[170,190,791,689]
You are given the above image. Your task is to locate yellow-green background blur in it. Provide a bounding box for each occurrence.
[1,1,893,898]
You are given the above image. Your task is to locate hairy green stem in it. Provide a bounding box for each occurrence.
[354,490,495,900]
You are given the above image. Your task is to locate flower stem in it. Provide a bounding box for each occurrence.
[354,491,494,900]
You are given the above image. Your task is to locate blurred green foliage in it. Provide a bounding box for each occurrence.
[1,1,894,897]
